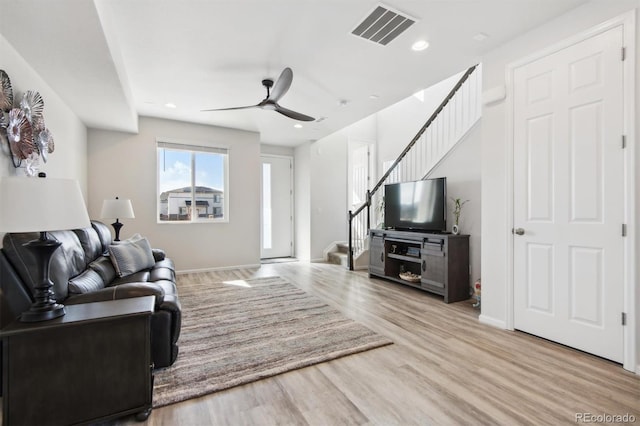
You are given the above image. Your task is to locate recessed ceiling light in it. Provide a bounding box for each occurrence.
[294,124,303,129]
[411,40,429,51]
[473,32,489,42]
[369,94,379,100]
[164,103,177,109]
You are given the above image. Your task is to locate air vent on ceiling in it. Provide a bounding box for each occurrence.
[351,4,417,46]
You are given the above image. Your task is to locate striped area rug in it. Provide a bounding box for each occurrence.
[153,275,392,407]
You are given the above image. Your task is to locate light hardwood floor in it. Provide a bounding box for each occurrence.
[119,262,639,426]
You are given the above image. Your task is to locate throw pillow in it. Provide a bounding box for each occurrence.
[108,237,155,277]
[111,233,144,245]
[68,269,106,294]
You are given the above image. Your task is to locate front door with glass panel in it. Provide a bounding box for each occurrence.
[261,155,293,258]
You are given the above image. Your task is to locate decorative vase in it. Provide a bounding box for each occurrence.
[452,224,459,235]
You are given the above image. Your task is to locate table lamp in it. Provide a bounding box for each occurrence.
[0,175,91,322]
[101,197,135,241]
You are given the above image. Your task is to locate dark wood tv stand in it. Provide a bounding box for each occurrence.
[369,229,470,303]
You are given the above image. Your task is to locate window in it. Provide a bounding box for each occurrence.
[157,141,229,222]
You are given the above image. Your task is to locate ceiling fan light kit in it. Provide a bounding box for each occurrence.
[203,67,315,122]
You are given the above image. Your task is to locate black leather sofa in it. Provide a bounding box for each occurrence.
[0,220,181,369]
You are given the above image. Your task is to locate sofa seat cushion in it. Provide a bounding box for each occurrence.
[149,267,175,282]
[108,237,155,277]
[110,271,151,286]
[68,269,106,294]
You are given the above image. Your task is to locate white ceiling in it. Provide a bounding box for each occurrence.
[1,0,586,146]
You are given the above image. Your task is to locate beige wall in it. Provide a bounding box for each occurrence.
[0,34,87,193]
[88,116,261,272]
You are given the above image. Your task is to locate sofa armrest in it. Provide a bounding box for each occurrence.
[152,248,166,262]
[159,294,181,313]
[65,282,165,306]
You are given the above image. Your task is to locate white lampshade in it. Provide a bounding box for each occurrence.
[0,177,91,232]
[101,198,135,219]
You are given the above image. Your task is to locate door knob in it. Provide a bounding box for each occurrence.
[514,228,525,235]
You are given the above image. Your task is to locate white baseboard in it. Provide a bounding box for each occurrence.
[176,263,261,275]
[479,314,507,329]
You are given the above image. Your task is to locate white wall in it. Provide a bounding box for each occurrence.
[87,116,261,272]
[310,131,348,260]
[261,144,294,157]
[0,34,87,194]
[426,123,482,291]
[294,142,311,260]
[376,71,463,175]
[480,1,639,370]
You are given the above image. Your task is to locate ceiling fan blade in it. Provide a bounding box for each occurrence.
[201,105,257,112]
[268,68,293,102]
[275,104,315,122]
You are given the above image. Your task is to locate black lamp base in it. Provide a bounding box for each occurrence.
[20,303,66,322]
[19,233,66,323]
[111,219,124,241]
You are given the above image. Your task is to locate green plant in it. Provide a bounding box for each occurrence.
[450,197,469,226]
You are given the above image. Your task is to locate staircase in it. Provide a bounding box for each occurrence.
[347,64,481,270]
[327,242,349,267]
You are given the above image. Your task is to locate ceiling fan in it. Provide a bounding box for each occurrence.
[202,67,315,122]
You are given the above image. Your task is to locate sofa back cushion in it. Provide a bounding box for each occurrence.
[73,227,103,266]
[2,230,86,302]
[91,221,113,254]
[68,269,106,294]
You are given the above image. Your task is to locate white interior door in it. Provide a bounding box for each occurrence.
[513,26,625,362]
[261,156,293,259]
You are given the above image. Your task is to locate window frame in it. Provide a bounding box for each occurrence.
[156,139,230,224]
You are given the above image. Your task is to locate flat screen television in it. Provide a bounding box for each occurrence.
[384,178,446,232]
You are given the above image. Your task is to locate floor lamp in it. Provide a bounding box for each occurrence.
[101,197,135,241]
[0,176,91,322]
